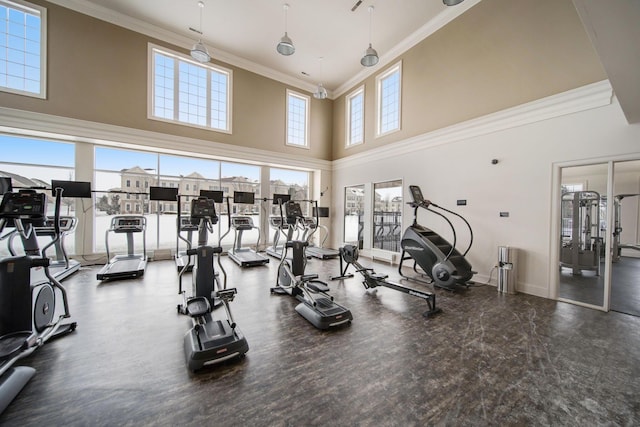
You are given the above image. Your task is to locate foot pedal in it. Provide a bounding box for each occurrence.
[306,280,330,293]
[186,297,210,317]
[216,288,238,302]
[301,274,319,281]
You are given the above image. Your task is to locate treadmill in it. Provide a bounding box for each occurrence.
[265,193,293,259]
[96,215,147,281]
[6,217,80,281]
[34,216,80,281]
[303,207,339,259]
[226,191,269,267]
[176,216,199,272]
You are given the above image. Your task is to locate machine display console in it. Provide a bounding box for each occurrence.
[42,217,74,232]
[285,201,304,223]
[0,191,47,220]
[114,216,145,231]
[231,217,253,227]
[409,185,426,205]
[191,197,218,223]
[179,216,199,230]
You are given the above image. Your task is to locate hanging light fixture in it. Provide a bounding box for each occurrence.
[361,6,378,67]
[277,4,295,56]
[313,57,328,100]
[443,0,465,6]
[190,1,211,63]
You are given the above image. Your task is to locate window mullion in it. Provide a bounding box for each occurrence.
[173,56,179,122]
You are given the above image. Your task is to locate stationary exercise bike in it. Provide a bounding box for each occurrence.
[332,244,441,317]
[270,199,352,330]
[0,186,77,414]
[177,195,248,371]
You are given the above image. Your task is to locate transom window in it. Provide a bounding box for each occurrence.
[286,89,309,148]
[0,0,46,98]
[346,86,364,147]
[149,44,232,133]
[376,61,402,136]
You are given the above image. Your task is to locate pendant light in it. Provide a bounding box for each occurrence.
[277,4,295,56]
[313,57,328,100]
[190,1,211,63]
[443,0,465,5]
[361,6,378,67]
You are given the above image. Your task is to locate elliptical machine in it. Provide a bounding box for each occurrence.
[270,199,352,330]
[0,186,77,414]
[177,195,248,371]
[398,185,475,290]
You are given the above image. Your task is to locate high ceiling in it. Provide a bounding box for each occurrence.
[50,0,479,97]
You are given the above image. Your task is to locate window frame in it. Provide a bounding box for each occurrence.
[0,0,47,99]
[375,61,402,138]
[345,85,365,148]
[147,43,233,134]
[285,89,310,149]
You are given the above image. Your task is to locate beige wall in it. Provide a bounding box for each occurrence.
[332,0,607,160]
[0,1,332,161]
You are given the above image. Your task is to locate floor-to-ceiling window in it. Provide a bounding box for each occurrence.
[344,185,365,249]
[373,179,402,252]
[0,135,75,256]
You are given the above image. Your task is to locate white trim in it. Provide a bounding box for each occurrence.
[376,61,402,138]
[334,0,482,98]
[345,85,365,148]
[0,0,47,99]
[44,0,319,96]
[335,80,614,170]
[285,89,310,150]
[147,43,233,134]
[0,106,331,172]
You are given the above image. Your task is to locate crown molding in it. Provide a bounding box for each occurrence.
[44,0,320,95]
[333,80,613,170]
[333,0,483,98]
[0,107,331,172]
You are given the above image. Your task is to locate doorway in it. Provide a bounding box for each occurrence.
[555,159,640,316]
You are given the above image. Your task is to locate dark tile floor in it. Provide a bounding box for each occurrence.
[558,257,640,316]
[2,255,639,426]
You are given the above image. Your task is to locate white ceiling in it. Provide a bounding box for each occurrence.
[51,0,479,97]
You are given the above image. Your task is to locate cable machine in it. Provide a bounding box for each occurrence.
[560,191,602,275]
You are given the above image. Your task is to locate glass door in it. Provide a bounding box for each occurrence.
[610,160,640,316]
[557,163,608,309]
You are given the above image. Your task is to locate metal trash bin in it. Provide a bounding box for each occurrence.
[497,246,517,294]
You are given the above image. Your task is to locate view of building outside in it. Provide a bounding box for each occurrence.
[1,136,310,256]
[373,180,403,252]
[344,185,365,248]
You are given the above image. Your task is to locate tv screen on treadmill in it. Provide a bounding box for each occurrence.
[51,180,92,198]
[200,190,224,203]
[234,191,255,204]
[272,193,291,204]
[313,207,330,218]
[149,186,178,201]
[0,177,12,195]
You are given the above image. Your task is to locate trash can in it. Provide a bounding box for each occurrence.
[497,246,517,294]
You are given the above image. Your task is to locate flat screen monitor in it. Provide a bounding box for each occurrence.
[149,186,178,201]
[409,185,425,204]
[272,193,291,204]
[0,177,12,194]
[233,191,255,204]
[313,207,330,218]
[199,190,224,203]
[51,180,92,198]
